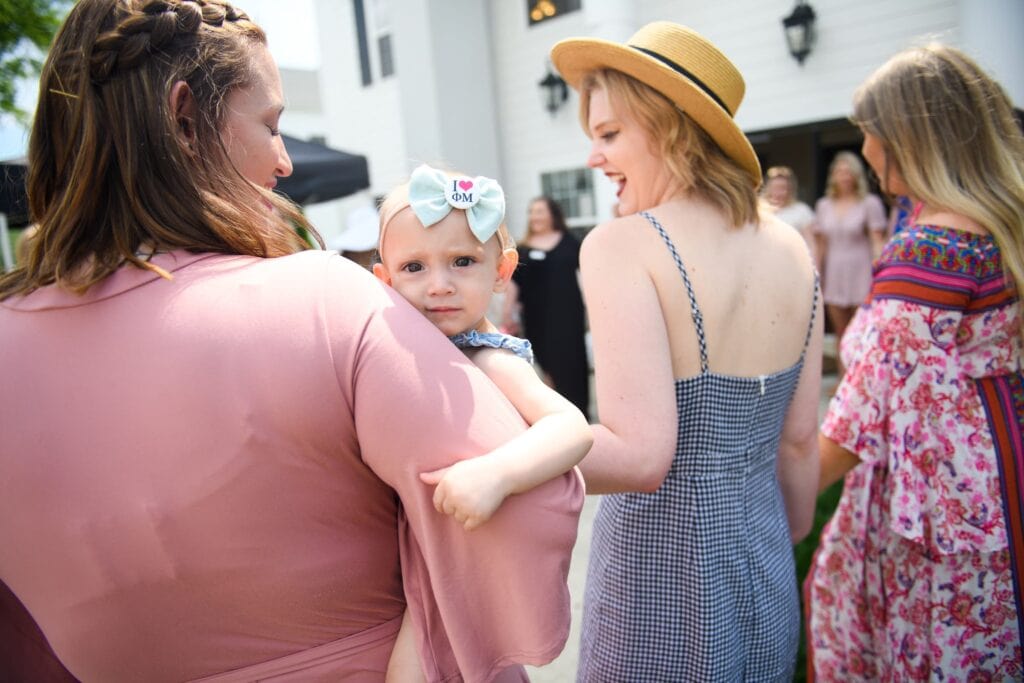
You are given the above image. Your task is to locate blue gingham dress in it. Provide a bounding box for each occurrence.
[578,212,818,682]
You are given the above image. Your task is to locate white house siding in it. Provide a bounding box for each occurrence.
[959,0,1024,106]
[392,1,504,181]
[638,0,958,132]
[283,0,1019,244]
[288,0,408,243]
[489,3,594,239]
[486,0,963,237]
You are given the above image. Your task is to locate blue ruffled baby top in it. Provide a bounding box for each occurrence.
[449,330,534,364]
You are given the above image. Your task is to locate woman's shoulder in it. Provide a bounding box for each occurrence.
[581,213,648,250]
[871,225,1008,309]
[790,200,814,216]
[761,213,818,269]
[255,250,393,312]
[882,223,1000,274]
[863,193,886,209]
[776,201,815,229]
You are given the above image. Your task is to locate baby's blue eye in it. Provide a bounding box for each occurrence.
[402,262,424,273]
[454,256,475,267]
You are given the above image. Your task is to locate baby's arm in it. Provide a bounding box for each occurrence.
[420,349,592,530]
[385,610,426,683]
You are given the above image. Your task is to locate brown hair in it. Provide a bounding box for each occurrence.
[529,196,568,234]
[579,69,758,228]
[0,0,316,300]
[853,44,1024,335]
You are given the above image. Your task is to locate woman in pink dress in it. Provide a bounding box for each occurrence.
[0,1,583,681]
[807,44,1024,680]
[813,151,887,377]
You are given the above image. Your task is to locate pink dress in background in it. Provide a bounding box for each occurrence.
[814,194,887,306]
[0,250,584,682]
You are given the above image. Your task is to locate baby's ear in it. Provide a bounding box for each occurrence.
[372,262,392,285]
[494,248,518,292]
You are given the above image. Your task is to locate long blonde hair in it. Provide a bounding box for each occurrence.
[853,44,1024,332]
[579,69,758,228]
[0,0,315,300]
[825,151,868,199]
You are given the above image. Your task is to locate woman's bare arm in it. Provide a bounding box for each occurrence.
[576,222,678,494]
[818,432,860,493]
[776,291,824,542]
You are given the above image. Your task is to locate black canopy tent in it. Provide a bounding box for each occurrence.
[0,135,369,220]
[276,134,370,206]
[0,157,29,227]
[0,158,28,269]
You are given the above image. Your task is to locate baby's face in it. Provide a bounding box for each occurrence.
[376,208,508,337]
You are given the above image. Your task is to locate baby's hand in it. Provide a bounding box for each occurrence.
[420,458,510,531]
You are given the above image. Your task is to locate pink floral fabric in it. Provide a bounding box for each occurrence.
[808,225,1023,680]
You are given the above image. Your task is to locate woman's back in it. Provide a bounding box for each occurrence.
[579,203,817,681]
[613,199,817,379]
[0,250,583,682]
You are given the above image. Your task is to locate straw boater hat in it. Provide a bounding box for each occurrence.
[551,21,762,186]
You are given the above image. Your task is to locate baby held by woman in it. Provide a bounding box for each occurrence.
[373,165,591,679]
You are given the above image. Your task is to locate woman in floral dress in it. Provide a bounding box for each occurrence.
[807,44,1024,680]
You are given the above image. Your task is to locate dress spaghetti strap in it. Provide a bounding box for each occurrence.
[799,271,821,363]
[639,211,709,374]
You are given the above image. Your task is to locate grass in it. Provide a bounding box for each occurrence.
[792,480,844,682]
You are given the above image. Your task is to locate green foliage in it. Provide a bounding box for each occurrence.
[0,0,69,120]
[792,480,844,682]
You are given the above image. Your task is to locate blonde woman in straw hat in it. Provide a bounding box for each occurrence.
[551,21,822,680]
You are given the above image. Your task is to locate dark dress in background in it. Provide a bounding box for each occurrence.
[513,232,590,419]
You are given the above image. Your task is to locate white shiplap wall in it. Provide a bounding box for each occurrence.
[488,0,967,233]
[313,0,409,216]
[627,0,959,130]
[489,3,594,240]
[296,0,1016,242]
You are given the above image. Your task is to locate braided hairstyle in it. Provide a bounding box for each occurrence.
[1,0,316,298]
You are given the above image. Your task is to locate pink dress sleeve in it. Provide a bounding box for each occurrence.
[325,261,585,681]
[864,194,887,232]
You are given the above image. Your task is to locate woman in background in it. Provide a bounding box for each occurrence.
[762,165,816,264]
[509,196,590,419]
[813,151,887,376]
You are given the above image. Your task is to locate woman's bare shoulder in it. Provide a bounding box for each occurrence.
[761,213,816,261]
[581,214,655,257]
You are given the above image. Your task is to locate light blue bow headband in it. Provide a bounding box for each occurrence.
[408,164,506,244]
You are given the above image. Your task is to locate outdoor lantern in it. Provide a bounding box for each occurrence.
[538,66,569,115]
[782,0,816,65]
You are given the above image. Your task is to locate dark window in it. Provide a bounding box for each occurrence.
[379,34,394,78]
[526,0,581,26]
[352,0,372,86]
[540,167,595,229]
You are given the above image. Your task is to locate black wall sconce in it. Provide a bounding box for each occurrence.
[538,65,569,115]
[782,0,816,65]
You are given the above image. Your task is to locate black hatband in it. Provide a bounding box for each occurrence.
[629,45,732,117]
